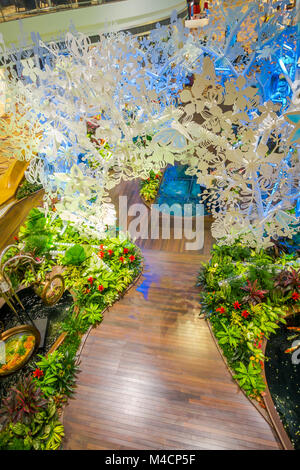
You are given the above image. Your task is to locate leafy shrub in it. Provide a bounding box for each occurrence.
[140,170,162,202]
[199,240,298,401]
[0,376,47,426]
[0,210,143,449]
[215,322,242,349]
[16,180,43,200]
[32,351,79,399]
[62,244,87,266]
[241,279,268,305]
[0,430,31,450]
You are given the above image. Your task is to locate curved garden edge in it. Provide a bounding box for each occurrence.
[206,313,296,450]
[260,310,300,451]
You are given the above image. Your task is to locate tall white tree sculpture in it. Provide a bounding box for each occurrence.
[174,57,300,247]
[0,29,190,237]
[0,2,298,246]
[185,0,297,84]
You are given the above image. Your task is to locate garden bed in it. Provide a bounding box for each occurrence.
[16,181,43,201]
[198,240,300,449]
[0,207,143,450]
[140,169,163,207]
[0,288,74,403]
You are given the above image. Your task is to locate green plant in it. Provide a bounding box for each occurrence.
[61,264,84,291]
[58,333,82,359]
[250,303,286,338]
[23,268,37,287]
[81,303,103,325]
[0,400,64,450]
[0,376,47,426]
[16,180,43,200]
[247,264,275,292]
[19,208,52,256]
[215,322,242,349]
[32,351,79,398]
[274,268,300,294]
[0,429,31,450]
[60,311,89,336]
[210,242,251,261]
[241,279,268,305]
[32,401,64,450]
[233,361,265,397]
[62,244,87,266]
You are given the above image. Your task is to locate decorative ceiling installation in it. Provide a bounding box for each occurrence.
[0,2,298,245]
[177,56,299,246]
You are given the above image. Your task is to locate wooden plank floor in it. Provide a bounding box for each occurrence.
[62,180,281,450]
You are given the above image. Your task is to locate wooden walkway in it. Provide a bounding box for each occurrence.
[62,180,281,450]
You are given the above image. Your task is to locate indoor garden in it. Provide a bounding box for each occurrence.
[0,0,299,451]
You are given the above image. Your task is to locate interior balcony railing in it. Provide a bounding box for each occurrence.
[0,0,121,23]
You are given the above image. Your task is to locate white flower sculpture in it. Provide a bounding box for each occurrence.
[0,3,298,247]
[175,56,299,247]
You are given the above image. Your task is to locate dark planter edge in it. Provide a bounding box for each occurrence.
[261,310,300,451]
[206,317,285,449]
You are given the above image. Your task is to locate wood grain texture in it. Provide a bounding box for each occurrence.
[0,190,44,252]
[62,180,281,450]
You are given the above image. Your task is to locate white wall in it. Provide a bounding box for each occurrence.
[0,0,187,46]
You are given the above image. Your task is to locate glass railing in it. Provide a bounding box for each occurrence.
[0,0,121,23]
